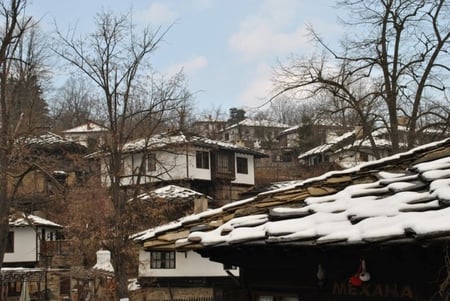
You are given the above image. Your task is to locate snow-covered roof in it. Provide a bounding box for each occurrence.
[135,185,212,202]
[62,122,108,134]
[223,119,290,131]
[121,131,267,157]
[133,138,450,250]
[279,125,300,136]
[23,132,86,149]
[298,131,355,159]
[9,212,63,228]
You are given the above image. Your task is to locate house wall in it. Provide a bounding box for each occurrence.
[4,227,37,263]
[232,153,255,185]
[102,147,255,187]
[138,249,236,278]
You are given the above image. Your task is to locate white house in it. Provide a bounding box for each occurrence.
[4,212,63,266]
[132,220,239,301]
[95,131,267,202]
[62,121,108,149]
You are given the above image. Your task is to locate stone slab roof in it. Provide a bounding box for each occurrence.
[121,131,267,157]
[133,138,450,250]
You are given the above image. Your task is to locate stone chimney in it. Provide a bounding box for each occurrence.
[194,196,208,214]
[397,116,409,127]
[354,125,364,139]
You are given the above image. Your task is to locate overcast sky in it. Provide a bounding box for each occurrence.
[29,0,342,114]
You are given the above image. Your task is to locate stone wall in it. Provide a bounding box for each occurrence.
[130,287,213,301]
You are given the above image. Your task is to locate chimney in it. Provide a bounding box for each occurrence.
[194,196,208,214]
[354,125,364,139]
[397,116,409,127]
[92,249,114,273]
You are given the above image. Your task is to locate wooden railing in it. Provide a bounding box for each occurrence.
[40,240,71,256]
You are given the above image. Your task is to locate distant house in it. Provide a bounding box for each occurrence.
[12,132,89,211]
[191,118,227,140]
[221,118,290,149]
[131,185,239,301]
[61,121,108,150]
[95,131,267,203]
[134,137,450,301]
[298,128,393,168]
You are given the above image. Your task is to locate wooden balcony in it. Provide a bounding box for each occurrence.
[40,240,75,268]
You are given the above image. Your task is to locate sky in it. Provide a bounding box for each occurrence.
[28,0,342,115]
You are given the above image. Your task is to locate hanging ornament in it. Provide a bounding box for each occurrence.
[359,258,371,282]
[317,264,326,281]
[349,258,371,286]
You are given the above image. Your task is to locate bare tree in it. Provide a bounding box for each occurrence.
[0,0,36,270]
[50,76,101,131]
[272,0,450,154]
[53,10,190,299]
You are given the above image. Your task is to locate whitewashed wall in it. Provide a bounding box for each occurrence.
[233,153,255,185]
[3,227,37,263]
[138,249,238,278]
[101,147,256,186]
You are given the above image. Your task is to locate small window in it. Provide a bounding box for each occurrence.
[6,231,14,253]
[196,151,209,169]
[236,157,248,174]
[150,251,175,269]
[146,153,156,172]
[224,133,230,141]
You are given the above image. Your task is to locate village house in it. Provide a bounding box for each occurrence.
[131,185,239,301]
[298,127,394,168]
[221,118,290,150]
[61,121,108,150]
[95,130,267,203]
[1,212,71,301]
[4,212,63,268]
[191,118,228,140]
[134,137,450,301]
[12,132,89,213]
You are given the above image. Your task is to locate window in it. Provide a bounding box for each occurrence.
[6,231,14,253]
[146,153,156,172]
[236,157,248,174]
[196,151,209,169]
[224,133,229,141]
[217,152,234,174]
[150,251,175,269]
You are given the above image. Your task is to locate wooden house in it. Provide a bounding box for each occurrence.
[131,185,239,301]
[95,131,267,203]
[1,212,71,301]
[135,138,450,301]
[221,119,290,150]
